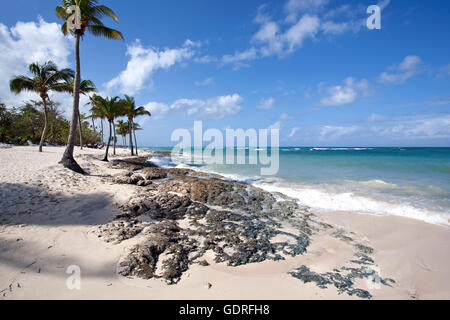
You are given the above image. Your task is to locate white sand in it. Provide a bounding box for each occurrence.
[0,146,449,300]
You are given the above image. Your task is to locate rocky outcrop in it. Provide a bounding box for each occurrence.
[96,156,394,297]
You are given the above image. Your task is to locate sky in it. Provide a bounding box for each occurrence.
[0,0,449,147]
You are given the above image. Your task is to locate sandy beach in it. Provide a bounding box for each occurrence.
[0,146,449,300]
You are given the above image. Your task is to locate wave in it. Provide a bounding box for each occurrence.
[148,154,450,227]
[255,182,450,226]
[311,147,374,151]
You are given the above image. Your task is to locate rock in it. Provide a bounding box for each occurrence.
[198,260,209,266]
[142,167,168,180]
[137,180,152,187]
[102,154,394,295]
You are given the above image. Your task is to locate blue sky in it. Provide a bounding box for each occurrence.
[1,0,449,147]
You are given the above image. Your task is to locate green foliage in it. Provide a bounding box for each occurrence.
[0,100,100,145]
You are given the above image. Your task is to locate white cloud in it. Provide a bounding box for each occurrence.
[146,94,243,120]
[285,0,329,23]
[321,77,370,106]
[320,125,358,139]
[379,56,422,84]
[251,14,320,57]
[258,97,275,109]
[106,40,196,95]
[376,115,450,139]
[144,101,170,120]
[284,15,320,53]
[223,0,375,68]
[288,127,300,138]
[221,47,258,67]
[195,77,214,86]
[194,55,218,64]
[0,18,72,108]
[321,21,350,35]
[403,115,450,138]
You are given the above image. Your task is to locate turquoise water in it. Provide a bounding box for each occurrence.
[143,147,450,226]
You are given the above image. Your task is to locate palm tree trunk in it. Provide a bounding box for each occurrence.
[78,109,83,150]
[101,119,104,144]
[102,120,112,162]
[38,98,49,153]
[60,32,85,174]
[133,126,138,156]
[113,121,116,155]
[128,118,134,156]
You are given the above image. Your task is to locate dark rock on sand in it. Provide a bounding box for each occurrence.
[97,156,394,298]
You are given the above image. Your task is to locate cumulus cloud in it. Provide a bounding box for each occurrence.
[251,13,320,57]
[145,94,243,120]
[320,77,370,106]
[0,18,72,108]
[379,56,422,84]
[144,101,170,120]
[258,97,275,109]
[106,40,196,95]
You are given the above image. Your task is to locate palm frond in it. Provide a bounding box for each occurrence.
[10,76,35,94]
[87,25,124,40]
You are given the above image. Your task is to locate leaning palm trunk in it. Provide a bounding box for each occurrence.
[60,32,84,174]
[128,118,134,156]
[78,109,83,150]
[38,98,49,153]
[102,121,112,162]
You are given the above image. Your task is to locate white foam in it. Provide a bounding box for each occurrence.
[311,147,374,151]
[256,183,450,226]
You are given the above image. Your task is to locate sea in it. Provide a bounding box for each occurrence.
[142,147,450,226]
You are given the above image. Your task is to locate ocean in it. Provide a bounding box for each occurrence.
[143,147,450,226]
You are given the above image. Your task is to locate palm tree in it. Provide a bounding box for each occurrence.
[132,122,146,156]
[122,95,150,156]
[9,61,74,152]
[56,0,124,174]
[115,120,129,147]
[89,95,122,162]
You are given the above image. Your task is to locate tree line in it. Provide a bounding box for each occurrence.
[2,60,151,161]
